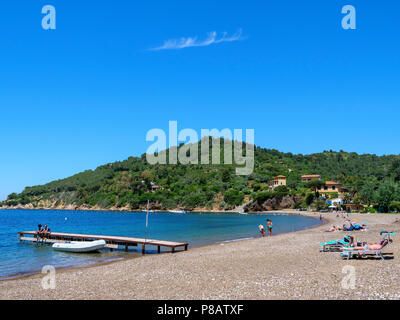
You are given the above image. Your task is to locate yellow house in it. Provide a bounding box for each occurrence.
[301,174,321,182]
[317,181,344,196]
[269,175,287,190]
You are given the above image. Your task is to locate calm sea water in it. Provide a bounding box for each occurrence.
[0,209,321,279]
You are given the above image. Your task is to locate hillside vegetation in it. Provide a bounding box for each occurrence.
[2,137,400,212]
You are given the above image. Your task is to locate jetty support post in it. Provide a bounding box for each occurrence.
[157,245,161,253]
[142,244,145,255]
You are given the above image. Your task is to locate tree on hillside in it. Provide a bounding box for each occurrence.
[7,193,18,200]
[390,159,400,182]
[342,192,353,204]
[307,180,325,195]
[223,189,244,206]
[390,201,400,212]
[375,182,396,212]
[359,181,376,206]
[305,193,314,206]
[274,185,290,194]
[313,198,326,211]
[221,168,231,183]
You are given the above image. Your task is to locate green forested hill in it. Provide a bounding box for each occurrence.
[2,138,400,212]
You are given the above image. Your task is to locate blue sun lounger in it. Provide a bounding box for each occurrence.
[320,235,354,252]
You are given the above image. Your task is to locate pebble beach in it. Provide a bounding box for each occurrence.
[1,212,400,300]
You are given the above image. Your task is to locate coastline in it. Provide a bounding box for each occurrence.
[0,205,314,215]
[2,212,400,299]
[0,210,323,281]
[0,206,240,213]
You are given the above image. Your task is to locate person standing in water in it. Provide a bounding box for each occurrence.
[266,219,273,236]
[259,224,266,237]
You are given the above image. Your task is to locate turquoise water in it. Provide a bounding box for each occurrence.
[0,209,321,279]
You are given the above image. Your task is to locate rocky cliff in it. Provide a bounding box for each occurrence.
[244,194,301,212]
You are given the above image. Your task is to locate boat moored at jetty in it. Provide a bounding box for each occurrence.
[52,240,106,253]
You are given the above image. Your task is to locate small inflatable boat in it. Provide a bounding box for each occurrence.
[52,240,106,253]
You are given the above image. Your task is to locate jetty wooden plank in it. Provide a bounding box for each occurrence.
[18,231,189,254]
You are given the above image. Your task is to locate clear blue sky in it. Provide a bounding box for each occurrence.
[1,0,399,200]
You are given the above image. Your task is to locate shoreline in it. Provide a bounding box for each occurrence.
[0,205,308,214]
[0,253,141,283]
[0,206,316,215]
[0,210,324,282]
[0,206,240,213]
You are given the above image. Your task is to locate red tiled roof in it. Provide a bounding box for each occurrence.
[301,174,321,178]
[275,175,286,178]
[325,181,340,185]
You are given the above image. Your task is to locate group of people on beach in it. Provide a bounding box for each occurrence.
[259,219,273,237]
[336,211,350,219]
[326,219,366,232]
[35,224,51,238]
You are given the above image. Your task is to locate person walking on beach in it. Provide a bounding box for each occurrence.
[266,219,273,236]
[259,224,266,237]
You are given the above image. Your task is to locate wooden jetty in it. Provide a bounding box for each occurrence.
[18,231,188,254]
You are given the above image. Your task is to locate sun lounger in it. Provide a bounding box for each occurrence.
[341,244,388,260]
[320,236,352,252]
[320,235,363,252]
[340,231,395,260]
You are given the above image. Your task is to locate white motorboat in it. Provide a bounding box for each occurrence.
[168,210,187,214]
[52,240,106,253]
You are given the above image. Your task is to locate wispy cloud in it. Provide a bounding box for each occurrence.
[150,29,244,51]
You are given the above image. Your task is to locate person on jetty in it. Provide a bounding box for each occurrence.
[42,224,51,238]
[35,224,43,239]
[35,224,51,239]
[259,224,266,237]
[266,219,273,236]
